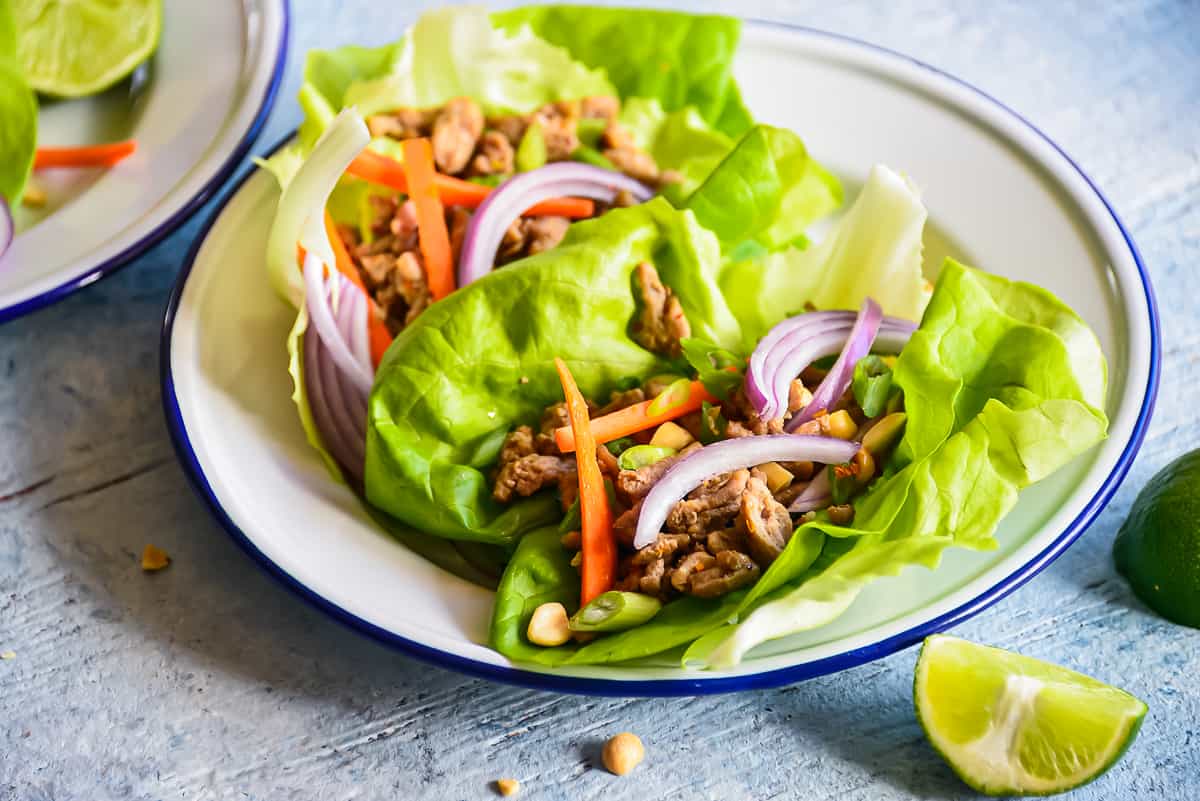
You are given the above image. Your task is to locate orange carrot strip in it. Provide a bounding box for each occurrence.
[400,139,455,301]
[34,140,137,169]
[554,380,715,453]
[555,358,616,605]
[524,196,595,218]
[324,213,394,367]
[346,149,595,218]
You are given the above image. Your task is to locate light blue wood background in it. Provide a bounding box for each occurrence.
[2,1,1197,798]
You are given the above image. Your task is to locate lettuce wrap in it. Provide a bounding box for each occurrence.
[481,260,1107,667]
[262,6,839,242]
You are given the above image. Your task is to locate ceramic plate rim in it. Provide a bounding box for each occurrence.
[0,0,291,324]
[159,20,1160,697]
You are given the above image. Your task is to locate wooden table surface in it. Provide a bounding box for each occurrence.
[2,1,1197,798]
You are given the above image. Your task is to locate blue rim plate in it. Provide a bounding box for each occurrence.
[0,0,290,323]
[160,20,1159,696]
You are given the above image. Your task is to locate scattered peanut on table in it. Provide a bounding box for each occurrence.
[602,732,645,776]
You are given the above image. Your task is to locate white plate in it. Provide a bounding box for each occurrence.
[0,0,288,321]
[162,22,1159,695]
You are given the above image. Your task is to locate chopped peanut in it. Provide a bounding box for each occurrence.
[526,602,570,646]
[141,544,170,572]
[853,448,876,485]
[602,732,645,776]
[756,462,794,494]
[495,778,520,796]
[649,421,694,450]
[826,410,858,440]
[22,182,47,208]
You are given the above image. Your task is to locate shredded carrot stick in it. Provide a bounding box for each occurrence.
[324,213,394,366]
[400,139,455,301]
[555,380,715,453]
[346,149,595,218]
[34,140,137,169]
[555,358,616,605]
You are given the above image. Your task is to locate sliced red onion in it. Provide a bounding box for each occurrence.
[746,311,846,416]
[748,310,917,420]
[303,253,373,398]
[761,322,854,421]
[787,299,882,431]
[458,163,654,287]
[0,197,12,262]
[332,285,368,440]
[789,468,831,513]
[304,322,364,481]
[633,435,859,550]
[303,264,373,482]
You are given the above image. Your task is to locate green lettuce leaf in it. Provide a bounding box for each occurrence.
[489,526,777,666]
[492,5,752,138]
[683,124,842,254]
[0,0,36,204]
[692,259,1109,667]
[618,97,734,202]
[265,109,370,308]
[721,164,930,344]
[294,5,613,150]
[364,198,741,545]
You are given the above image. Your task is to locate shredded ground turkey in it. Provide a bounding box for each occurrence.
[340,96,680,336]
[491,264,904,601]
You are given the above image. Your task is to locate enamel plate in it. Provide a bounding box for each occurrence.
[0,0,288,322]
[162,22,1159,695]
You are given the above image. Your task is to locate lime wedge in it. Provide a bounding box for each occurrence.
[14,0,162,98]
[915,635,1146,796]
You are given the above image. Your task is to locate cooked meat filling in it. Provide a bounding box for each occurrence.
[489,262,901,603]
[350,96,678,336]
[631,261,690,358]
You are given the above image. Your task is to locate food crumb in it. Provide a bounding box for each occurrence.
[22,183,46,208]
[602,732,645,776]
[1,650,15,660]
[495,778,520,796]
[141,544,171,572]
[518,376,530,384]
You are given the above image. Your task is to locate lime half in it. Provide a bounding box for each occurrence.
[15,0,162,98]
[915,635,1146,796]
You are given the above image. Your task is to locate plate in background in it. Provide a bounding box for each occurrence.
[0,0,288,322]
[161,21,1158,695]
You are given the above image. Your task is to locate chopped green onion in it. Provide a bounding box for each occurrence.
[466,174,505,187]
[571,145,616,171]
[576,117,606,148]
[605,436,638,456]
[618,444,677,471]
[614,374,642,391]
[569,591,663,632]
[516,122,547,172]
[645,377,691,416]
[852,355,894,417]
[698,400,727,444]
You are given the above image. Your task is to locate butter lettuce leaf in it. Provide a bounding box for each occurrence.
[364,198,742,545]
[489,260,1107,667]
[493,5,752,138]
[683,124,842,255]
[721,164,929,344]
[692,260,1109,667]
